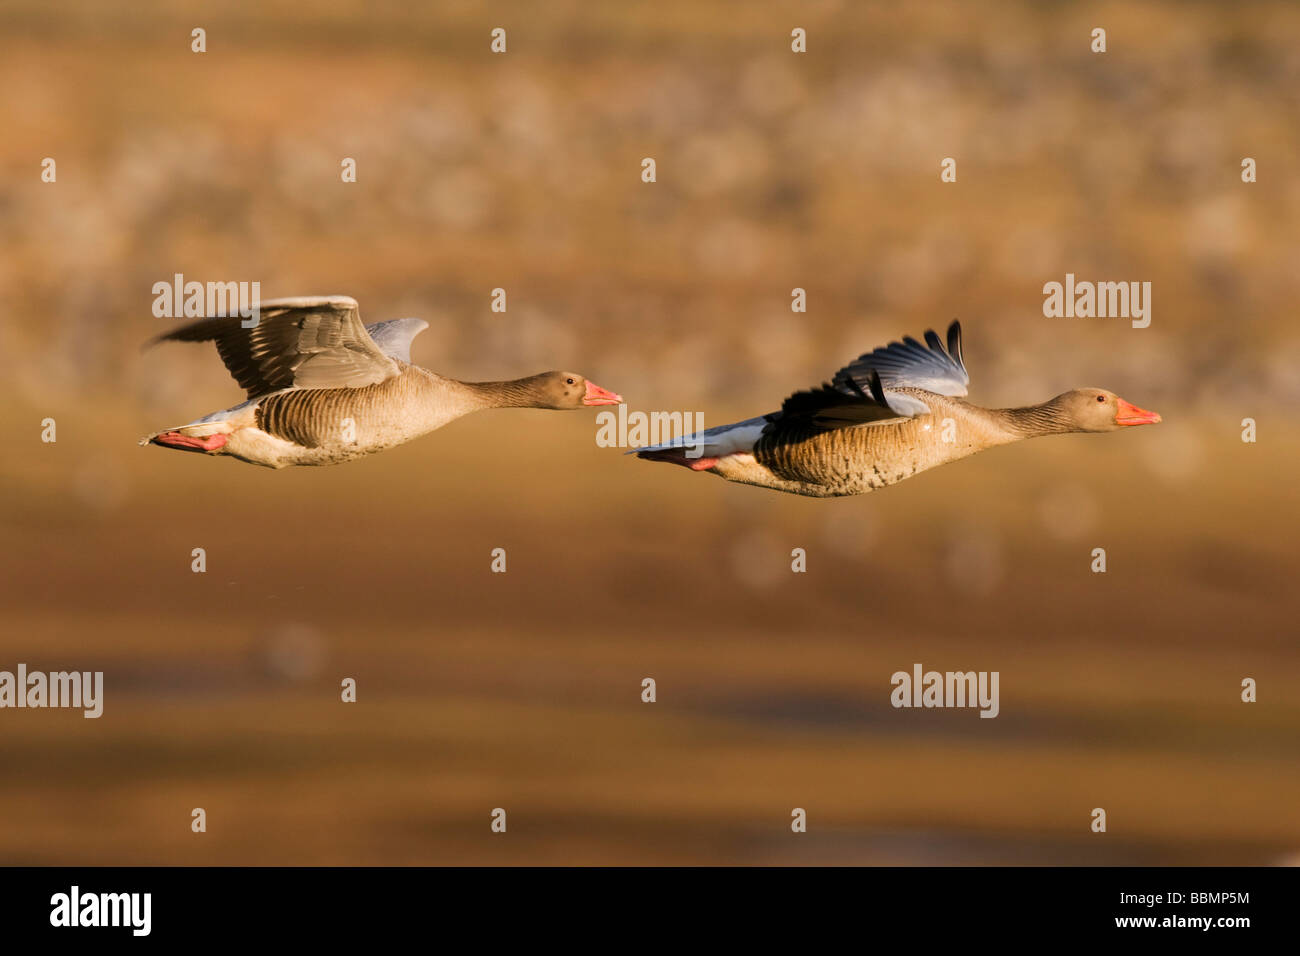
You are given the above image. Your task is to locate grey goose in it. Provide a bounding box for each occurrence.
[633,321,1161,497]
[141,296,622,468]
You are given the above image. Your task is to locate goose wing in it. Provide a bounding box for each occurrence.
[146,296,400,399]
[765,320,969,435]
[364,318,429,363]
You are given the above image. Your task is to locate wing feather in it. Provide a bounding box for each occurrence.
[146,296,400,398]
[763,321,971,440]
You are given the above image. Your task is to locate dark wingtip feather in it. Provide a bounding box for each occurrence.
[923,329,943,352]
[140,325,197,352]
[842,374,870,400]
[867,368,887,406]
[141,316,231,352]
[947,320,963,367]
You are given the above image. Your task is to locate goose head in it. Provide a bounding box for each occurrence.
[532,371,623,409]
[1055,388,1162,432]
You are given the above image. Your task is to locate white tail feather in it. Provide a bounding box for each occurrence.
[630,416,766,458]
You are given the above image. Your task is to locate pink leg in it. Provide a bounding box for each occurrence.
[638,449,722,471]
[152,431,229,452]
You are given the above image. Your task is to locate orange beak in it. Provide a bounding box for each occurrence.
[1115,397,1162,426]
[582,381,623,406]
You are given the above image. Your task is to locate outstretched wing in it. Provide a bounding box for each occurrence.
[830,320,968,415]
[364,318,429,363]
[146,296,400,399]
[766,320,970,435]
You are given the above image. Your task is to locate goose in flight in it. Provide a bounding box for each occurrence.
[632,321,1161,497]
[141,296,622,468]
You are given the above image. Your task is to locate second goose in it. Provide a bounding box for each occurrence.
[141,296,622,468]
[633,321,1161,498]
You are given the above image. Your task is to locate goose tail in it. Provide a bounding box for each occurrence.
[141,421,233,453]
[629,416,766,465]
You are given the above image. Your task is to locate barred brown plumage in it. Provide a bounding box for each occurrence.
[142,296,622,468]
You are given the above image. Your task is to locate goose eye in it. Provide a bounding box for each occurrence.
[1096,395,1105,402]
[566,378,575,385]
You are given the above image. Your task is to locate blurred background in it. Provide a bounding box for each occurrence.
[1,0,1298,864]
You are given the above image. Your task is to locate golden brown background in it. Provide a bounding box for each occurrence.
[1,0,1297,864]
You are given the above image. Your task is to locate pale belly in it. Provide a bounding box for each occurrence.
[221,426,417,468]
